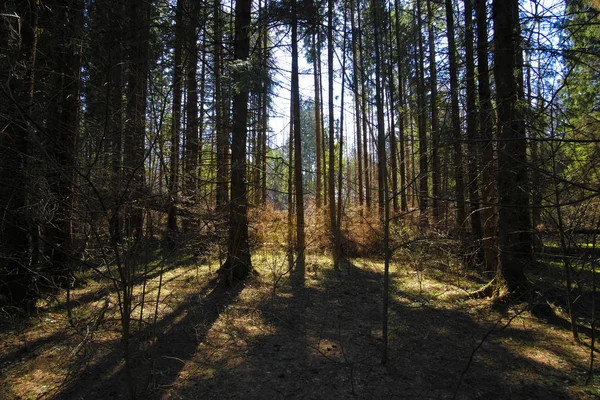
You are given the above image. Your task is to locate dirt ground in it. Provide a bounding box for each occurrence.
[1,251,598,399]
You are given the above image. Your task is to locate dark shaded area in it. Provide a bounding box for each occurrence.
[52,276,244,399]
[166,260,585,399]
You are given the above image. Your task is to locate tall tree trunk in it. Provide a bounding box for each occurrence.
[124,0,150,241]
[357,5,371,209]
[445,0,466,232]
[328,0,339,267]
[291,0,305,274]
[393,0,408,212]
[336,10,348,267]
[184,0,200,233]
[287,98,295,268]
[475,0,498,277]
[493,0,531,294]
[464,0,483,242]
[167,0,185,242]
[385,21,399,214]
[373,0,386,218]
[416,0,429,229]
[350,0,363,207]
[312,32,323,209]
[0,0,39,307]
[260,0,269,206]
[215,0,228,214]
[46,0,84,286]
[221,0,253,284]
[427,0,441,224]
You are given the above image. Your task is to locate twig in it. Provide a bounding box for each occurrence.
[453,307,527,399]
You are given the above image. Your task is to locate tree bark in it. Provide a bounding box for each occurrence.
[445,0,466,232]
[350,0,363,207]
[393,0,408,212]
[427,0,441,224]
[215,0,228,214]
[0,0,39,307]
[328,0,339,267]
[292,0,305,274]
[416,0,429,229]
[167,0,185,241]
[221,0,253,284]
[493,0,532,293]
[464,0,483,242]
[476,0,499,276]
[312,32,323,209]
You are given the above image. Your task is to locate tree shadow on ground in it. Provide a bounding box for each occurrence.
[52,275,244,399]
[164,258,590,399]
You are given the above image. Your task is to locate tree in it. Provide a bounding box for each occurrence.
[312,30,324,209]
[215,0,228,215]
[167,0,185,242]
[124,0,150,241]
[475,0,499,279]
[220,0,254,284]
[328,0,339,268]
[0,0,39,307]
[184,0,201,233]
[292,0,305,274]
[415,0,429,229]
[427,0,441,223]
[464,0,483,241]
[350,0,363,207]
[393,0,408,212]
[373,0,386,218]
[445,0,466,232]
[493,0,532,294]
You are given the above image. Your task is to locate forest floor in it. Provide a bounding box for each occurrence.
[1,245,599,399]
